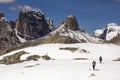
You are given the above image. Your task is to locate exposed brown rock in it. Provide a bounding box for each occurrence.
[26,55,40,61]
[41,54,51,60]
[107,36,120,45]
[0,51,28,64]
[65,15,79,31]
[0,15,20,51]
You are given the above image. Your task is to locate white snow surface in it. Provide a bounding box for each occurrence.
[20,5,44,14]
[94,23,120,40]
[0,43,120,80]
[105,23,120,40]
[94,29,104,37]
[15,29,27,43]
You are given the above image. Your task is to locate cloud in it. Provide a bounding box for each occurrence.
[10,5,38,11]
[18,5,34,11]
[9,6,17,11]
[0,0,15,3]
[9,5,33,11]
[9,5,44,14]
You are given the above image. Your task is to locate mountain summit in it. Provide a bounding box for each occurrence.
[15,9,51,42]
[40,15,100,43]
[64,15,79,30]
[94,23,120,40]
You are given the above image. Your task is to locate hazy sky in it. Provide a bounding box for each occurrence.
[0,0,120,33]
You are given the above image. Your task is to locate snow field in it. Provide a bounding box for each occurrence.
[0,43,120,80]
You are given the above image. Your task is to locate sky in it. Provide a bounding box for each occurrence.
[0,0,120,33]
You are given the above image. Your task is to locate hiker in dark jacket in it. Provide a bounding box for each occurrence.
[99,56,102,63]
[92,60,96,70]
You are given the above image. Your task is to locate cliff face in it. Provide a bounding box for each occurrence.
[15,9,51,40]
[64,15,79,31]
[0,12,19,51]
[46,18,56,31]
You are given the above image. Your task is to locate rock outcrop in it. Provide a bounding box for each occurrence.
[46,18,56,31]
[0,12,19,51]
[40,15,100,43]
[0,12,5,22]
[64,15,79,30]
[0,51,27,64]
[15,9,51,40]
[0,51,52,64]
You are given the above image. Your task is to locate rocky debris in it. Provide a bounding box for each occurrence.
[0,51,52,64]
[41,54,51,60]
[60,47,78,52]
[80,49,90,53]
[113,58,120,61]
[0,51,28,64]
[26,55,40,61]
[88,73,95,78]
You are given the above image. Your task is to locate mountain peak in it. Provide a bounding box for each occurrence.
[106,23,118,27]
[15,8,51,41]
[64,15,79,31]
[20,5,44,15]
[0,12,5,22]
[66,15,75,18]
[94,23,120,40]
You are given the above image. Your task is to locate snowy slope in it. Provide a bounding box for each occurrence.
[94,23,120,40]
[48,24,101,43]
[0,43,120,60]
[15,29,27,43]
[0,43,120,80]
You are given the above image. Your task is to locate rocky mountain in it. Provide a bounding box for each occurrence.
[40,15,101,43]
[0,12,20,51]
[0,8,55,51]
[107,36,120,45]
[94,23,120,41]
[15,8,52,42]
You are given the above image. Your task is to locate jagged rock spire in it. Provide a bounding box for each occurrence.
[0,12,5,22]
[64,15,79,31]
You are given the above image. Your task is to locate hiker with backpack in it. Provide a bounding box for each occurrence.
[92,60,96,70]
[99,56,103,63]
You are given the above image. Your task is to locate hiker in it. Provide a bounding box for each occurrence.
[99,56,102,63]
[92,60,96,70]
